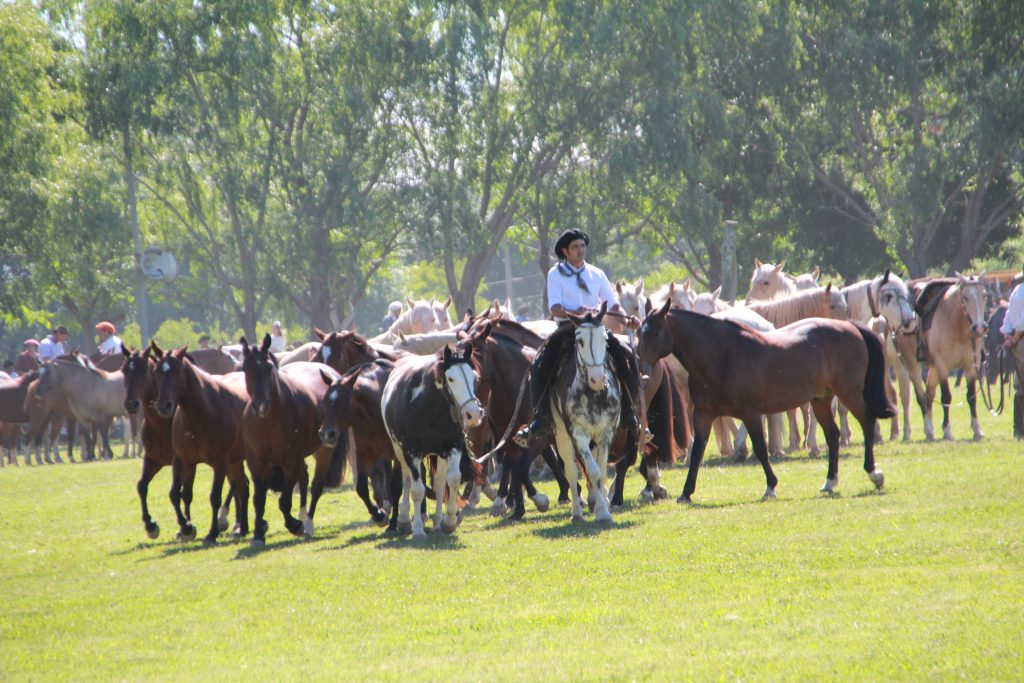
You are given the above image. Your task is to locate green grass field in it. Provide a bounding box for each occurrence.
[2,400,1022,682]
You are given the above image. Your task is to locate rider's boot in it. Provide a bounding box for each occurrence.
[513,328,569,448]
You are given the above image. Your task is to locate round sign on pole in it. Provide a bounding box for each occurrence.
[140,247,178,282]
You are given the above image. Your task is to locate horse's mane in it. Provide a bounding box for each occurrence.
[339,358,393,382]
[669,308,755,336]
[482,318,545,347]
[744,287,831,326]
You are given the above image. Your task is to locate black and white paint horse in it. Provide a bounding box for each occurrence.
[381,344,485,540]
[550,303,622,525]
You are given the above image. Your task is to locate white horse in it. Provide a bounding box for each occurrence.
[649,279,696,311]
[748,259,798,301]
[840,270,919,441]
[551,304,620,525]
[372,296,453,345]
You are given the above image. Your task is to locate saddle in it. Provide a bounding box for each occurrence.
[909,278,958,363]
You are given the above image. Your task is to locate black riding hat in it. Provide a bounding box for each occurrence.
[553,229,590,260]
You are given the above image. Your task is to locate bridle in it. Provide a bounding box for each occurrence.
[873,280,917,331]
[575,323,609,379]
[442,359,482,427]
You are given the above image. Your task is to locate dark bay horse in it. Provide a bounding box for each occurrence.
[240,335,341,546]
[381,345,485,540]
[122,344,198,540]
[318,360,402,529]
[639,301,894,502]
[155,347,250,544]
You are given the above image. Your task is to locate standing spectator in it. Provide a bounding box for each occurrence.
[15,339,40,375]
[269,320,286,353]
[1,360,14,379]
[38,326,70,361]
[197,333,212,350]
[95,321,123,355]
[515,303,530,323]
[379,301,402,333]
[1000,267,1024,438]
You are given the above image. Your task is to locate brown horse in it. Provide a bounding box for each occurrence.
[318,360,402,529]
[894,273,989,441]
[155,347,250,544]
[313,328,402,372]
[121,343,201,540]
[639,301,893,502]
[240,335,341,546]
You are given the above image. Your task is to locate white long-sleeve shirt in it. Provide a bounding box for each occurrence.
[1000,283,1024,337]
[546,261,619,321]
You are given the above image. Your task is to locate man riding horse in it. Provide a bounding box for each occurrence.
[515,228,643,446]
[999,267,1024,438]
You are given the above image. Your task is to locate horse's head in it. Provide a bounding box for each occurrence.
[403,297,440,335]
[121,345,154,414]
[616,277,647,321]
[241,334,279,417]
[313,329,361,372]
[692,286,724,316]
[823,283,850,320]
[318,367,362,448]
[792,266,820,290]
[433,296,454,330]
[154,347,190,419]
[748,259,788,301]
[567,302,611,391]
[955,272,988,337]
[875,270,918,333]
[639,296,674,376]
[436,343,484,430]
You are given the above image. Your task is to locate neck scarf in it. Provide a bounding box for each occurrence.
[558,261,590,294]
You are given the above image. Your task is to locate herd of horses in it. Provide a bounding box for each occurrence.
[0,262,1009,545]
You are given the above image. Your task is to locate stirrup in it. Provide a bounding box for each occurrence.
[513,426,531,448]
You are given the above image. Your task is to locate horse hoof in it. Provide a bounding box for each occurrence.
[820,478,838,494]
[557,497,571,506]
[677,495,693,506]
[202,535,217,547]
[146,523,160,540]
[233,524,248,537]
[489,500,508,517]
[595,513,614,526]
[397,521,413,536]
[303,518,314,537]
[654,485,669,500]
[373,511,389,528]
[531,493,550,513]
[870,469,885,489]
[177,525,197,542]
[440,519,458,535]
[610,504,623,513]
[286,520,304,537]
[761,488,777,501]
[250,538,265,549]
[412,529,428,541]
[639,488,655,502]
[571,513,585,523]
[217,516,229,533]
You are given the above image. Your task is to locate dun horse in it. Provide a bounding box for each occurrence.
[639,300,893,502]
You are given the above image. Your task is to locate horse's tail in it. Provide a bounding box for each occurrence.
[855,323,897,419]
[665,366,689,457]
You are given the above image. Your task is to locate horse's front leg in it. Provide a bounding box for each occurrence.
[805,403,820,457]
[439,448,463,534]
[137,456,164,539]
[966,376,984,441]
[553,421,583,522]
[278,461,304,537]
[407,454,427,541]
[170,459,197,541]
[679,412,713,504]
[249,463,270,547]
[229,463,249,536]
[939,377,954,441]
[203,467,226,545]
[356,469,389,527]
[586,434,613,525]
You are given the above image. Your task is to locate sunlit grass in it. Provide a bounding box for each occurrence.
[1,396,1022,681]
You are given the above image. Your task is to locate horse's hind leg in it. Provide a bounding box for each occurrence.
[743,415,779,501]
[249,466,270,546]
[541,445,571,504]
[305,447,334,536]
[170,460,197,541]
[229,466,249,536]
[811,398,842,494]
[966,377,983,440]
[356,468,389,527]
[137,457,164,539]
[278,462,305,537]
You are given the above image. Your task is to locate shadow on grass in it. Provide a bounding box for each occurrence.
[530,518,638,540]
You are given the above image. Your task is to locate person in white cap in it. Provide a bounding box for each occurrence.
[379,301,402,333]
[15,339,40,375]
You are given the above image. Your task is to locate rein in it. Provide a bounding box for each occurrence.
[467,371,530,465]
[978,344,1006,415]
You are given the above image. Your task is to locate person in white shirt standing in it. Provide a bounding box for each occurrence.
[999,269,1024,438]
[38,326,70,361]
[269,321,286,353]
[95,321,123,355]
[515,228,641,445]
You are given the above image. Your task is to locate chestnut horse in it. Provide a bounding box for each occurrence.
[240,335,341,546]
[155,347,250,544]
[639,301,893,502]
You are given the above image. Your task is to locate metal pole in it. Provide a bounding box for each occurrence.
[503,240,515,303]
[123,129,150,343]
[721,220,738,303]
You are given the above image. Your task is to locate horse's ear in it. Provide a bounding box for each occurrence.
[644,297,653,315]
[882,269,891,283]
[475,321,491,343]
[261,334,272,353]
[774,261,785,273]
[682,278,691,292]
[441,295,452,310]
[635,277,644,295]
[121,344,130,358]
[314,328,327,341]
[397,331,406,342]
[656,296,671,318]
[615,281,623,295]
[240,337,249,356]
[978,271,988,282]
[825,282,832,295]
[754,258,763,268]
[319,369,334,387]
[596,301,608,321]
[711,286,722,301]
[406,296,415,309]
